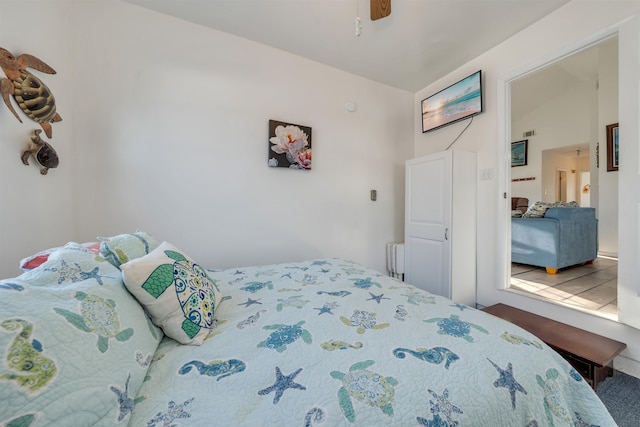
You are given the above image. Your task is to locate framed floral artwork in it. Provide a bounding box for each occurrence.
[268,120,312,170]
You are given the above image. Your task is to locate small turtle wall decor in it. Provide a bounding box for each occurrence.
[22,129,59,175]
[0,48,62,138]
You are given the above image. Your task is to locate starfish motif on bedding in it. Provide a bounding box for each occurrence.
[110,373,135,422]
[238,298,262,307]
[367,292,390,304]
[450,303,470,311]
[314,302,338,315]
[258,367,306,404]
[487,358,527,410]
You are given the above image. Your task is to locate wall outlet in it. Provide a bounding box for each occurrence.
[370,190,377,201]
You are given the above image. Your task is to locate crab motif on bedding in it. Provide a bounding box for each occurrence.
[330,360,398,423]
[257,321,312,352]
[340,310,390,334]
[416,388,463,426]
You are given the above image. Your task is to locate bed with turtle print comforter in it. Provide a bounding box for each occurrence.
[0,235,616,426]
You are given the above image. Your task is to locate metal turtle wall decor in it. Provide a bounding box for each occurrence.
[0,48,62,138]
[22,129,59,175]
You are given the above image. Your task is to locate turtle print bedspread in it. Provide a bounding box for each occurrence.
[128,258,615,426]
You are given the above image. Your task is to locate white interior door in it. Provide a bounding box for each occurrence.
[404,152,451,298]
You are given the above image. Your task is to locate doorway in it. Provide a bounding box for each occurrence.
[507,35,619,320]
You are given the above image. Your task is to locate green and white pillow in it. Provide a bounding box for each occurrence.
[121,242,222,345]
[99,231,160,268]
[0,253,162,426]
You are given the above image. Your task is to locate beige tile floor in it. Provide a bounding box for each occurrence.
[510,257,618,320]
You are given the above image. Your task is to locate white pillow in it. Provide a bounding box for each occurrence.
[121,242,221,345]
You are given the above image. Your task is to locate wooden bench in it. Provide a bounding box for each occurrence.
[482,303,626,390]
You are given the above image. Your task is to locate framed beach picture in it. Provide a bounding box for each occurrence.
[421,70,483,133]
[511,140,528,167]
[268,120,312,170]
[606,122,619,172]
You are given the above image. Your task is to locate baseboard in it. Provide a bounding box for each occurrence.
[614,354,640,379]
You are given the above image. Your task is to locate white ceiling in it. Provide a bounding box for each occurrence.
[124,0,571,92]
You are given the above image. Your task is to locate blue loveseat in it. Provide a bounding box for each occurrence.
[511,207,598,273]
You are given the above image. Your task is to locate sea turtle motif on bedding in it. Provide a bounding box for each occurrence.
[44,259,109,285]
[257,321,312,352]
[179,359,246,381]
[330,360,398,423]
[141,249,220,339]
[340,310,390,334]
[0,318,57,393]
[0,48,62,138]
[240,281,274,293]
[536,368,572,426]
[423,314,489,343]
[349,277,382,289]
[54,291,133,353]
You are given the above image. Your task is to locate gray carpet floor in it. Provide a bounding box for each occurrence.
[596,371,640,427]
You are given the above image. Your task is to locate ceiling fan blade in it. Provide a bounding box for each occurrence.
[370,0,391,21]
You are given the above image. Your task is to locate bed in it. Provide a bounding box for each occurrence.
[0,232,615,426]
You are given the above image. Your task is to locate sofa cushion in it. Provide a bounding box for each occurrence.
[121,242,222,345]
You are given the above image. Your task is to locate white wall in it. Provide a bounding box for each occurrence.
[0,1,76,277]
[413,1,640,377]
[0,0,413,277]
[511,79,596,207]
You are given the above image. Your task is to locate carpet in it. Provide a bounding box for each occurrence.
[596,371,640,427]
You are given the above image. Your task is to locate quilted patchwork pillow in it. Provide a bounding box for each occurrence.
[121,241,222,345]
[19,241,101,271]
[12,242,114,287]
[0,254,163,426]
[99,231,159,268]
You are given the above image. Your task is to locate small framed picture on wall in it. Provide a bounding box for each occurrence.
[511,140,528,167]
